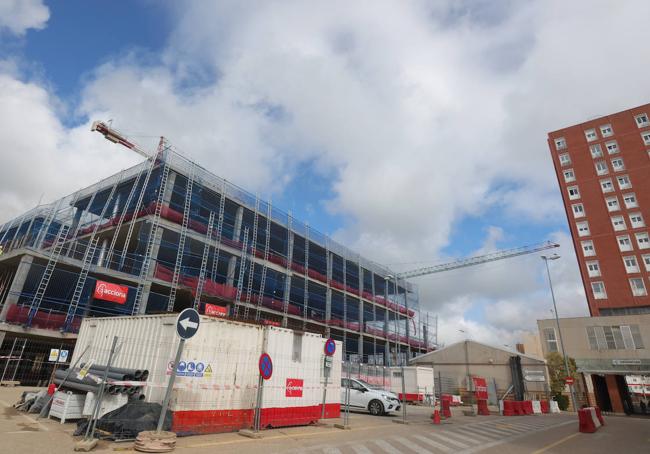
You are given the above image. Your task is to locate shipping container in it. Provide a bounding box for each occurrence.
[388,366,435,402]
[71,314,341,434]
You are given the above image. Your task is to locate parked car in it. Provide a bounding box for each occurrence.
[341,378,401,416]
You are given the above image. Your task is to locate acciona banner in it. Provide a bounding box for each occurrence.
[93,280,128,304]
[285,378,304,397]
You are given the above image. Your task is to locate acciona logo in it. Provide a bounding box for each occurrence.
[285,378,304,397]
[94,280,128,304]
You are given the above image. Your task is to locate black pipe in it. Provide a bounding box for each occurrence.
[54,369,100,387]
[81,363,142,378]
[53,378,99,394]
[87,368,134,381]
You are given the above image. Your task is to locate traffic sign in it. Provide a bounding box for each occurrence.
[565,377,574,385]
[176,308,200,339]
[324,338,336,356]
[259,353,273,380]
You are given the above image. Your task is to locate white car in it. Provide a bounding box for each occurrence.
[341,378,401,416]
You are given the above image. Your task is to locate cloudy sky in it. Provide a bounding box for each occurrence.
[2,0,650,348]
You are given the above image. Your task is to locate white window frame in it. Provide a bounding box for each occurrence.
[635,113,649,128]
[591,281,607,299]
[581,240,596,257]
[617,175,632,190]
[630,278,647,296]
[555,137,567,150]
[559,153,571,166]
[618,235,633,252]
[568,185,580,200]
[611,157,625,172]
[605,140,619,154]
[543,327,558,353]
[600,124,613,137]
[563,169,575,182]
[605,196,620,212]
[630,213,645,229]
[595,161,608,176]
[586,260,601,277]
[572,203,585,218]
[585,129,597,142]
[636,232,650,250]
[611,215,626,231]
[642,254,650,272]
[642,132,650,146]
[600,178,613,192]
[577,221,590,237]
[623,256,640,273]
[623,193,638,209]
[590,144,603,158]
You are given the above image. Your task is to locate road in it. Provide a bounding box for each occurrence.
[2,387,649,453]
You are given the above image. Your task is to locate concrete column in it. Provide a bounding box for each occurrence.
[0,255,34,321]
[137,282,153,315]
[583,373,597,407]
[97,238,108,267]
[605,374,625,413]
[161,171,177,205]
[226,256,238,288]
[233,206,244,242]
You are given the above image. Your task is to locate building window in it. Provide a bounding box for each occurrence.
[605,141,619,154]
[605,196,620,212]
[568,185,580,200]
[587,260,601,277]
[543,327,558,352]
[624,256,639,273]
[292,332,303,362]
[611,215,626,231]
[591,281,607,299]
[623,193,638,209]
[595,161,609,176]
[559,153,571,166]
[630,278,647,296]
[611,158,625,172]
[585,129,598,142]
[636,232,650,249]
[642,132,650,146]
[600,178,613,192]
[572,203,585,218]
[618,235,633,252]
[642,254,650,272]
[581,240,596,257]
[635,113,649,128]
[600,124,614,137]
[622,325,645,349]
[563,169,575,182]
[555,137,567,150]
[589,325,644,350]
[577,221,590,237]
[590,144,603,158]
[630,213,645,229]
[617,175,632,190]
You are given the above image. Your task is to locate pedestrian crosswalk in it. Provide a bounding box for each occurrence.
[285,416,574,454]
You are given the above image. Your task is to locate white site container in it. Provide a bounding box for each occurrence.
[71,315,341,434]
[49,390,85,423]
[388,366,435,402]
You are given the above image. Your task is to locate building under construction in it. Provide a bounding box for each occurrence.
[0,124,437,383]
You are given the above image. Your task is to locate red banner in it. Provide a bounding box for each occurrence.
[285,378,304,397]
[472,377,488,400]
[93,280,128,304]
[204,303,228,317]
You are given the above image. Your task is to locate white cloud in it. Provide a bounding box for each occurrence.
[0,0,49,35]
[1,0,646,347]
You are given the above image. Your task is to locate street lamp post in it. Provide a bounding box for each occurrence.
[459,329,475,414]
[542,254,578,411]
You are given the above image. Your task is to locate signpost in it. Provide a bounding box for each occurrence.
[253,353,273,434]
[565,376,575,386]
[321,339,335,420]
[157,308,200,433]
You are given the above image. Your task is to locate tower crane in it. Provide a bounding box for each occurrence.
[91,121,155,159]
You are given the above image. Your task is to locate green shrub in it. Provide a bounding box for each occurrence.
[553,393,569,411]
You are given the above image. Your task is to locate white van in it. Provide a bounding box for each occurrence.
[341,378,401,416]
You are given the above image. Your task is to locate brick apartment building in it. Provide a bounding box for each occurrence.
[548,103,650,316]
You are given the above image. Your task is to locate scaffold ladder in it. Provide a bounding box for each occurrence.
[233,227,250,319]
[34,197,64,250]
[281,213,293,327]
[255,200,272,321]
[209,180,227,283]
[167,165,195,312]
[62,236,99,332]
[302,224,310,330]
[193,211,215,311]
[131,160,171,315]
[242,196,260,320]
[25,225,70,327]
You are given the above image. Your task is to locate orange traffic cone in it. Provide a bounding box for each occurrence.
[432,408,441,425]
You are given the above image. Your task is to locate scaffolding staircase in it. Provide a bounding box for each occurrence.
[242,196,260,320]
[166,165,195,312]
[302,225,310,330]
[193,211,215,310]
[25,225,70,327]
[282,214,294,328]
[62,236,99,332]
[255,201,272,321]
[233,227,250,319]
[209,181,227,285]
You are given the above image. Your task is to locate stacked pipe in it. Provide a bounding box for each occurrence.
[54,364,149,399]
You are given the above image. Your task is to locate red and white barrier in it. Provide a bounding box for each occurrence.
[578,407,603,433]
[532,400,542,414]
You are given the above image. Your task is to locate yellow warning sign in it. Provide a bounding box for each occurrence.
[204,364,213,378]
